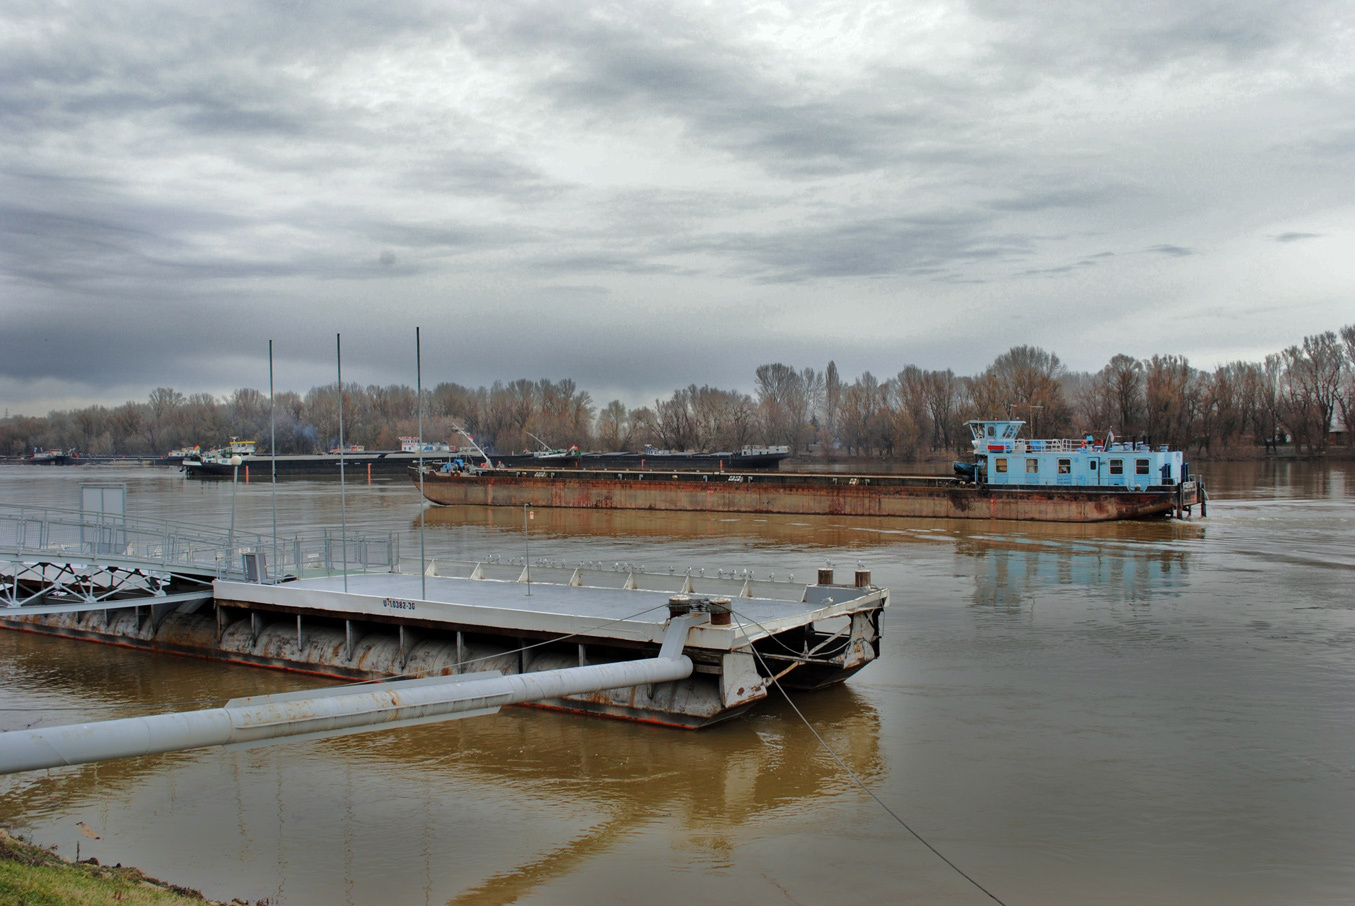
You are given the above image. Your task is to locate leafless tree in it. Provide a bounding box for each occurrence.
[968,346,1071,436]
[595,400,632,451]
[1338,323,1355,439]
[143,387,184,452]
[824,361,842,437]
[921,369,965,451]
[754,363,820,451]
[1144,355,1196,450]
[1278,331,1345,450]
[837,372,888,455]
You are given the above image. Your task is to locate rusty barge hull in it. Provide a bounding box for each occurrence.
[413,467,1200,522]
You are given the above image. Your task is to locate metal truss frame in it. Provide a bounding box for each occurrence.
[0,558,214,616]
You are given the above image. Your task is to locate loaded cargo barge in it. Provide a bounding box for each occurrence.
[411,419,1204,522]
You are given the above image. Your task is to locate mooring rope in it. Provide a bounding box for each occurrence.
[732,607,1010,906]
[724,608,854,660]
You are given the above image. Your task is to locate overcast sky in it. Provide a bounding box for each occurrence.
[2,1,1353,415]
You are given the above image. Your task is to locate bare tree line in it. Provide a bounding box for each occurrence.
[4,324,1353,459]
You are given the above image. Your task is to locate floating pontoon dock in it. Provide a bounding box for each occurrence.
[2,501,887,729]
[209,563,886,727]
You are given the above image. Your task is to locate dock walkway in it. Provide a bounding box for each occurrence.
[214,570,871,653]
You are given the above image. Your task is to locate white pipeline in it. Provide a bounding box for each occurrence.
[0,615,702,775]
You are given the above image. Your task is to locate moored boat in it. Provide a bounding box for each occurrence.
[27,448,82,466]
[181,439,257,476]
[160,444,201,466]
[184,444,453,479]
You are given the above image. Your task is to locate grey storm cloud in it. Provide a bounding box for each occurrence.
[1146,244,1195,257]
[693,211,1027,283]
[497,8,998,179]
[1,0,1352,413]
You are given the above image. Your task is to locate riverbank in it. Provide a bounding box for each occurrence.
[0,829,253,905]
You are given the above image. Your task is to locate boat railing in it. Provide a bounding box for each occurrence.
[1021,438,1087,453]
[997,438,1155,454]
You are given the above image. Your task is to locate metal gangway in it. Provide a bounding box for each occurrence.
[0,503,399,619]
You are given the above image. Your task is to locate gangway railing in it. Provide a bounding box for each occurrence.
[0,504,399,617]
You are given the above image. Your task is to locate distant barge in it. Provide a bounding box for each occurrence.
[489,445,791,471]
[185,450,440,479]
[411,420,1204,522]
[184,442,791,479]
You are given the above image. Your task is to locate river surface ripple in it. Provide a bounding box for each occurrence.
[0,461,1352,905]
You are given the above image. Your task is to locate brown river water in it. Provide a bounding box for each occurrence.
[0,461,1352,904]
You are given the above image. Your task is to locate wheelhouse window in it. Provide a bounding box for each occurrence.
[995,457,1007,473]
[1136,459,1150,475]
[1026,458,1039,474]
[1109,459,1123,475]
[1058,459,1071,474]
[1089,460,1098,471]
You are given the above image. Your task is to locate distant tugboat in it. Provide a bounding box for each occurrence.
[954,420,1193,491]
[410,420,1203,523]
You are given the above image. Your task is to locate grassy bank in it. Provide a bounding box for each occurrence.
[0,829,252,906]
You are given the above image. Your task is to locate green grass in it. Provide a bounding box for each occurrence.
[0,829,246,906]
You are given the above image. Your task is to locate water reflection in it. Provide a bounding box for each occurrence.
[961,534,1195,608]
[420,501,1204,550]
[347,686,882,903]
[1201,459,1355,499]
[421,501,1207,614]
[420,502,896,549]
[0,628,882,904]
[0,629,334,820]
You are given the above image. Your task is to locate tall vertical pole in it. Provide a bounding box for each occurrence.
[417,327,426,600]
[337,333,348,593]
[228,457,241,574]
[523,502,531,596]
[269,340,277,582]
